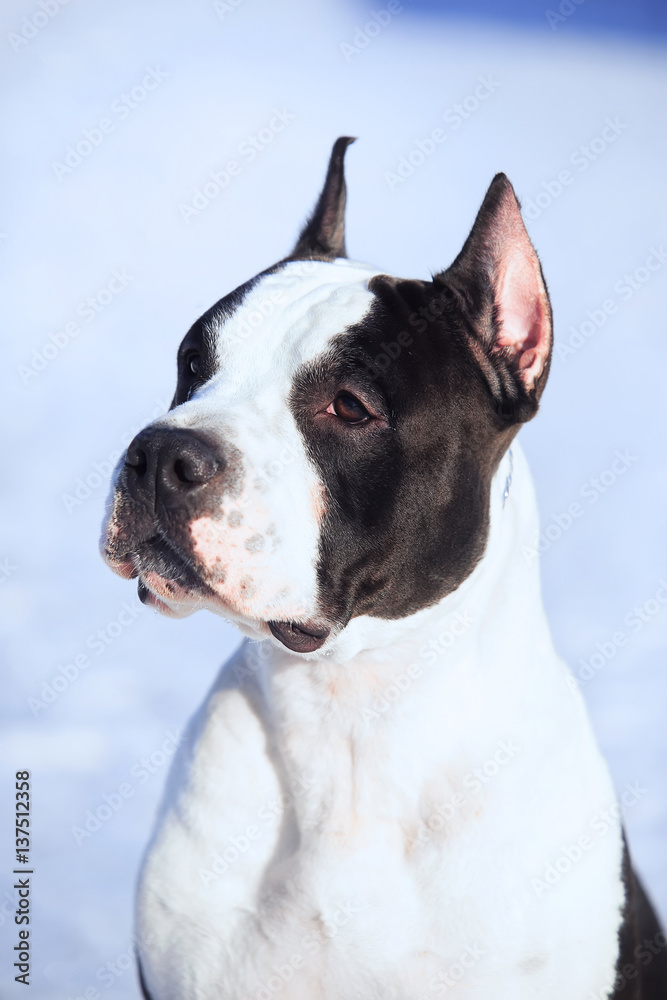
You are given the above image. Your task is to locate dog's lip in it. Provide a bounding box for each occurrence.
[268,620,331,654]
[107,531,202,589]
[103,553,139,580]
[136,575,203,618]
[138,578,175,615]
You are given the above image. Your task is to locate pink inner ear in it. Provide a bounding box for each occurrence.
[492,210,551,390]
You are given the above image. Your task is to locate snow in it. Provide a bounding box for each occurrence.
[1,0,665,995]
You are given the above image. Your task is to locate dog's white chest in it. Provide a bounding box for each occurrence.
[137,623,624,1000]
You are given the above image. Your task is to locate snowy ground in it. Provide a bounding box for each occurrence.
[1,0,666,996]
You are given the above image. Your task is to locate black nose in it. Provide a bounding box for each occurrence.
[124,427,222,509]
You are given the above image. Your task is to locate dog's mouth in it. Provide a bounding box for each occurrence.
[136,574,200,617]
[104,500,333,648]
[104,529,212,615]
[106,532,332,649]
[268,619,331,653]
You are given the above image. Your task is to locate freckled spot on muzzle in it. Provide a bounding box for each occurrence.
[245,533,265,553]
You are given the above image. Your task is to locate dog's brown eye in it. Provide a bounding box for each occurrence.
[185,352,200,376]
[331,393,369,423]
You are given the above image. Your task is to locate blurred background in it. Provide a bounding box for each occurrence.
[1,0,666,995]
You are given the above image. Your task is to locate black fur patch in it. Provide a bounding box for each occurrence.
[609,834,667,999]
[170,275,265,408]
[290,273,521,628]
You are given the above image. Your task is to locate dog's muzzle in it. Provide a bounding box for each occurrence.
[101,426,227,613]
[102,427,332,649]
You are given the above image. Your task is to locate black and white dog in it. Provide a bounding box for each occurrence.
[101,139,666,1000]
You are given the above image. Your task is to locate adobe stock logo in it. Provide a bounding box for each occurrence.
[178,110,296,223]
[51,68,168,181]
[8,0,72,52]
[384,76,501,191]
[522,118,629,221]
[18,270,133,385]
[339,1,405,62]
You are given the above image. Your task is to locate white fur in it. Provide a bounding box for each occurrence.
[137,443,625,1000]
[105,259,382,638]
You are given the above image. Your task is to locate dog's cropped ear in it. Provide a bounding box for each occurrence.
[437,173,552,422]
[288,137,356,261]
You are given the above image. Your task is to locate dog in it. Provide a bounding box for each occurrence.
[101,138,666,1000]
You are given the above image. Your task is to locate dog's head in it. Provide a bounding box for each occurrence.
[101,138,552,656]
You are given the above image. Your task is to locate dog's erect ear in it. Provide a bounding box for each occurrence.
[288,137,356,261]
[437,173,552,421]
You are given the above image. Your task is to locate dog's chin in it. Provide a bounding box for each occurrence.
[137,578,200,619]
[138,572,332,653]
[268,620,331,654]
[102,535,332,652]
